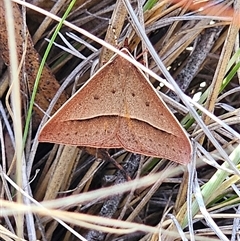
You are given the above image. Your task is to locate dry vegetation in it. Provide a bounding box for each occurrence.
[0,0,240,241]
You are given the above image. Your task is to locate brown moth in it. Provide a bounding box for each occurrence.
[39,49,192,164]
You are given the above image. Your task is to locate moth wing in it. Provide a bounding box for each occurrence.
[39,116,124,148]
[39,52,127,145]
[118,118,191,164]
[117,49,191,163]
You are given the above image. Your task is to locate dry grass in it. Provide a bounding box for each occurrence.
[1,0,240,241]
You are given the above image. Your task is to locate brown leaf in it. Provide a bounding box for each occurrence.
[0,1,68,129]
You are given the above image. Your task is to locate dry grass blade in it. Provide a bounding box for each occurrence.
[203,0,240,128]
[0,1,68,129]
[1,0,240,240]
